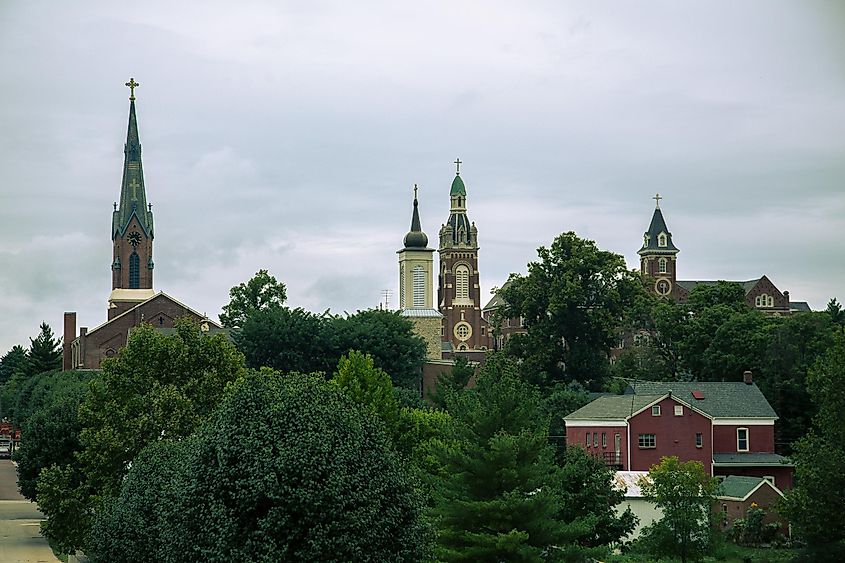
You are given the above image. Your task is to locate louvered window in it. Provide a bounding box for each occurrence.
[412,266,425,308]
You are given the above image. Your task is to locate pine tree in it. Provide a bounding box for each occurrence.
[25,322,62,377]
[427,355,474,409]
[432,354,600,562]
[0,345,27,386]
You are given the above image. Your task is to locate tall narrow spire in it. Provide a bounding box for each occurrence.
[112,78,154,240]
[403,184,428,248]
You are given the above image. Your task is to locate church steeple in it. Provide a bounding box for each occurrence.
[110,78,155,309]
[112,78,154,240]
[403,185,428,249]
[638,193,679,299]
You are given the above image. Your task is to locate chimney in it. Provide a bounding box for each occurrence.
[743,370,753,385]
[62,312,76,371]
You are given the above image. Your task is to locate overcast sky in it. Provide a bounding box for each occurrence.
[1,1,843,353]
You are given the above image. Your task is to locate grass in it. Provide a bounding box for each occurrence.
[605,543,797,563]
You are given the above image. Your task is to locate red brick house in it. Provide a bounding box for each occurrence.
[717,475,788,536]
[564,374,794,489]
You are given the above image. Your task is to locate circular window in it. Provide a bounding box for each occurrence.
[105,348,116,358]
[655,278,672,296]
[454,321,472,341]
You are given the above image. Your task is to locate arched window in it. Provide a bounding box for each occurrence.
[129,252,140,289]
[755,294,774,308]
[658,233,667,247]
[412,266,425,308]
[658,257,668,274]
[455,265,469,300]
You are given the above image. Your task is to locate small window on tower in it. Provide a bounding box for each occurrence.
[658,258,668,274]
[455,265,470,300]
[412,266,425,308]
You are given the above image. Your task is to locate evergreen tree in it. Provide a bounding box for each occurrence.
[427,355,474,409]
[332,350,399,433]
[432,354,602,561]
[25,322,62,377]
[0,345,27,387]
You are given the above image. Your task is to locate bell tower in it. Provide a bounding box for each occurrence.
[438,160,491,352]
[109,78,155,318]
[638,193,680,300]
[398,186,442,360]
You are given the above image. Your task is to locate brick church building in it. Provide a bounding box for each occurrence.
[63,79,220,370]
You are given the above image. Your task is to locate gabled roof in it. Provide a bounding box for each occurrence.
[86,291,221,337]
[713,453,792,466]
[717,475,783,501]
[482,278,514,312]
[789,301,811,312]
[675,278,762,294]
[564,394,666,421]
[628,381,777,419]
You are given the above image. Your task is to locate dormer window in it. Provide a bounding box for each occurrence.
[643,234,650,246]
[658,233,667,247]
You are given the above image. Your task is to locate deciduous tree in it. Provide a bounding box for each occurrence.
[219,269,287,328]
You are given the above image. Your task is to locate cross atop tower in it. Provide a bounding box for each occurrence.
[653,193,662,209]
[454,158,462,175]
[414,183,418,199]
[125,77,139,100]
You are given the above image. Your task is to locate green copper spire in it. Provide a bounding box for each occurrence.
[112,78,154,240]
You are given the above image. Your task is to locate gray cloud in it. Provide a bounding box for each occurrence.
[1,1,843,351]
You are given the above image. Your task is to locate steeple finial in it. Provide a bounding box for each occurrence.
[125,77,140,101]
[653,193,662,209]
[454,158,462,175]
[403,184,428,248]
[413,183,418,200]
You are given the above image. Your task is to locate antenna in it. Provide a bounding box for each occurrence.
[381,289,393,310]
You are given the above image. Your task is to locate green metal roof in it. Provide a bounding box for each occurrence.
[713,453,791,466]
[450,174,466,196]
[628,381,777,419]
[718,476,767,499]
[112,98,154,239]
[564,394,665,421]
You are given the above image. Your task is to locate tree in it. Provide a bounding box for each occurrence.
[427,355,475,409]
[219,269,287,328]
[638,456,719,563]
[14,371,93,501]
[25,322,62,377]
[557,446,637,548]
[87,371,433,562]
[236,305,336,374]
[333,309,427,389]
[685,281,747,314]
[431,354,603,561]
[37,320,246,553]
[0,345,27,388]
[826,297,844,326]
[700,309,772,381]
[332,350,399,433]
[499,232,646,389]
[782,329,845,552]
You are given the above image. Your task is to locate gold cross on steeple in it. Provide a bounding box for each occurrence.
[129,179,140,199]
[653,193,662,209]
[125,77,140,100]
[454,158,462,175]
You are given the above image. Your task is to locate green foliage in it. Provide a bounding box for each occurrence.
[88,371,433,562]
[499,232,646,389]
[557,446,637,547]
[78,318,246,498]
[781,329,845,547]
[13,370,93,501]
[544,382,590,460]
[427,355,475,409]
[395,407,456,480]
[394,386,426,409]
[0,344,26,388]
[728,505,781,546]
[25,322,63,377]
[219,268,287,328]
[332,309,427,389]
[332,350,399,433]
[638,456,720,563]
[237,305,336,374]
[611,344,673,383]
[686,281,748,314]
[431,354,605,561]
[37,462,91,555]
[825,297,844,325]
[237,306,426,388]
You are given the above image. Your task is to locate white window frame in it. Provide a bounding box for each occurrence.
[586,432,591,448]
[737,427,749,452]
[658,257,667,274]
[658,233,667,247]
[696,432,703,448]
[674,405,683,416]
[601,432,607,448]
[652,405,661,416]
[455,265,470,300]
[593,433,599,448]
[412,265,425,308]
[638,434,656,449]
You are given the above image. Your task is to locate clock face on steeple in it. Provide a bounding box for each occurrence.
[127,231,142,247]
